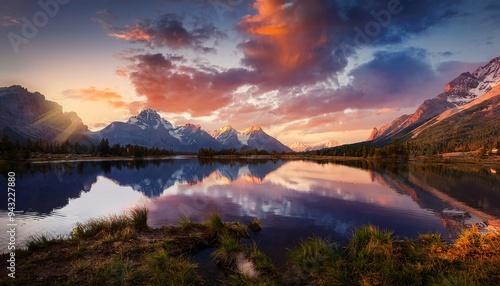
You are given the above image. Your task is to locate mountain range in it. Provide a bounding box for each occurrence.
[95,109,292,153]
[210,125,292,153]
[94,109,223,152]
[2,56,498,154]
[0,88,292,153]
[368,56,500,144]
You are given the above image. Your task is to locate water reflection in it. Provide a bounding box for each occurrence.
[0,159,498,255]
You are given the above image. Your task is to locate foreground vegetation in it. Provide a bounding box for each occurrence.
[1,208,499,285]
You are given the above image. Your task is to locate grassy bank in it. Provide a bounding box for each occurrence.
[1,209,499,285]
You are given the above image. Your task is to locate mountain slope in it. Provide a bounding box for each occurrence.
[0,85,91,143]
[409,85,500,151]
[369,57,500,143]
[210,125,248,150]
[242,126,293,153]
[94,109,222,152]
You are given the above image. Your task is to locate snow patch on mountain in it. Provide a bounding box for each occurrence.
[237,133,250,145]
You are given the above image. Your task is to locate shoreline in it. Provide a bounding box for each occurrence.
[9,151,499,166]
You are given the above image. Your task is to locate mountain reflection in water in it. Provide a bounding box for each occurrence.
[1,159,498,256]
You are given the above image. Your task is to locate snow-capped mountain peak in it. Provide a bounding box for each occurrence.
[210,125,235,138]
[370,56,500,142]
[210,125,291,152]
[242,126,262,134]
[126,108,173,130]
[182,123,201,131]
[444,57,500,105]
[96,108,222,152]
[138,108,160,120]
[289,142,309,152]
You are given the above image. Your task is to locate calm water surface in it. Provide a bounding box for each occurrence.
[1,158,499,262]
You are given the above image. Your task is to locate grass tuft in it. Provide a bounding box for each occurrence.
[207,213,225,229]
[246,242,278,279]
[26,234,65,251]
[211,234,245,269]
[71,207,149,239]
[143,249,202,286]
[346,225,398,285]
[178,216,197,230]
[249,218,262,233]
[129,206,149,232]
[286,237,344,285]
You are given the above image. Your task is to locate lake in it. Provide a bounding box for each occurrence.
[1,158,499,264]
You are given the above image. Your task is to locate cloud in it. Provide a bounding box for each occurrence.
[348,48,436,106]
[95,9,117,19]
[103,0,467,137]
[95,13,226,53]
[235,0,461,89]
[436,60,484,76]
[237,0,347,88]
[120,53,250,116]
[229,48,485,134]
[62,87,140,114]
[1,15,20,27]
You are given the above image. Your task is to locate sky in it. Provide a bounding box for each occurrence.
[0,0,499,145]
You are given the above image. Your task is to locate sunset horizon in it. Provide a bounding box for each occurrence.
[1,0,499,145]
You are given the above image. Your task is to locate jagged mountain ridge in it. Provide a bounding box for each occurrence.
[211,125,292,153]
[93,109,222,152]
[94,109,292,152]
[369,57,500,142]
[0,85,92,144]
[0,85,293,153]
[210,125,248,150]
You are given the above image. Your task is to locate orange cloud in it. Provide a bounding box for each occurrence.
[238,0,342,85]
[375,108,397,115]
[110,26,151,42]
[63,87,139,113]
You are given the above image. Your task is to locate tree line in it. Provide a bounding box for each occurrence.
[198,148,287,158]
[309,138,500,159]
[0,135,175,160]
